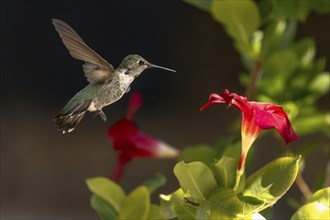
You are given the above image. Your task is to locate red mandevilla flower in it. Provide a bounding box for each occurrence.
[108,93,179,181]
[201,89,298,172]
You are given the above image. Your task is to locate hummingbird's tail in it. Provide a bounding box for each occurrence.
[53,100,91,134]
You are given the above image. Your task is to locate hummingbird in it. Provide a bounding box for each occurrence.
[52,19,176,133]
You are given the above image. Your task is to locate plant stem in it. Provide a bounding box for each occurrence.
[246,59,262,100]
[295,172,312,200]
[233,169,243,191]
[286,149,313,199]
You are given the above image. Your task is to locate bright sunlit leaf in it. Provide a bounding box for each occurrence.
[86,177,125,212]
[174,161,217,200]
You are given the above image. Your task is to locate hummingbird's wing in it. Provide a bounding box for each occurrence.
[52,19,115,84]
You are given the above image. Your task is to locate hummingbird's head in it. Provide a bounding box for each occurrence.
[119,54,176,77]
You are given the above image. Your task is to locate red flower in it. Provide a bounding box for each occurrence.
[108,93,179,181]
[201,89,298,171]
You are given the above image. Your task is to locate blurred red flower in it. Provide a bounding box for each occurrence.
[201,89,298,171]
[108,93,179,181]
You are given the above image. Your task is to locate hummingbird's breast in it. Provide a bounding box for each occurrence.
[93,70,135,109]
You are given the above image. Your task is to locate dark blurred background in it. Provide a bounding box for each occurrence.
[1,1,329,219]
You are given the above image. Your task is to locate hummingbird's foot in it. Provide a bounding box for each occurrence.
[94,110,107,122]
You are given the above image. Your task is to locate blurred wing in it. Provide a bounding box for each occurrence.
[52,19,115,83]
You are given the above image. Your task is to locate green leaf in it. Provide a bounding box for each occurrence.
[142,173,166,195]
[291,187,330,220]
[236,172,246,194]
[293,113,330,136]
[173,193,198,220]
[174,161,217,200]
[178,144,217,165]
[261,20,297,59]
[118,186,150,220]
[147,204,166,220]
[243,156,301,208]
[264,49,297,78]
[159,193,177,219]
[196,188,243,219]
[291,202,330,220]
[90,195,117,220]
[273,0,311,21]
[261,49,298,96]
[183,0,212,13]
[160,188,197,220]
[238,195,266,215]
[259,205,273,219]
[291,38,315,66]
[211,155,238,188]
[210,0,261,58]
[309,72,330,97]
[307,187,330,204]
[243,212,266,220]
[311,0,330,14]
[86,177,125,212]
[256,0,276,23]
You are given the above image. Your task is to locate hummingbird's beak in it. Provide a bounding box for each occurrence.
[148,63,176,73]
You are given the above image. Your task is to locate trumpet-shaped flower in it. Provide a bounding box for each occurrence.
[108,93,179,181]
[201,89,298,171]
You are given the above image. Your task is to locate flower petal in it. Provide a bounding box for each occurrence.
[200,93,225,110]
[253,104,298,144]
[108,119,179,158]
[108,119,138,140]
[127,92,143,120]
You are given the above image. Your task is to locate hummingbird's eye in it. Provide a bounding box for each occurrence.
[138,60,145,65]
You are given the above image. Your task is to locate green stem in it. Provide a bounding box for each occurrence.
[295,172,312,199]
[286,149,313,199]
[233,169,243,191]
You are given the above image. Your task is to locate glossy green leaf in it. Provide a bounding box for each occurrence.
[243,156,300,208]
[118,186,150,220]
[86,177,125,212]
[291,187,330,220]
[238,195,266,215]
[178,144,217,165]
[160,188,197,220]
[210,0,260,57]
[90,195,117,220]
[183,0,212,13]
[259,206,273,219]
[142,173,166,195]
[307,187,330,204]
[196,188,243,219]
[211,155,238,188]
[173,193,198,220]
[147,204,166,220]
[159,192,177,219]
[291,202,330,220]
[174,161,217,200]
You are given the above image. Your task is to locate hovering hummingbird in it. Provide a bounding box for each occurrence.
[52,19,176,133]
